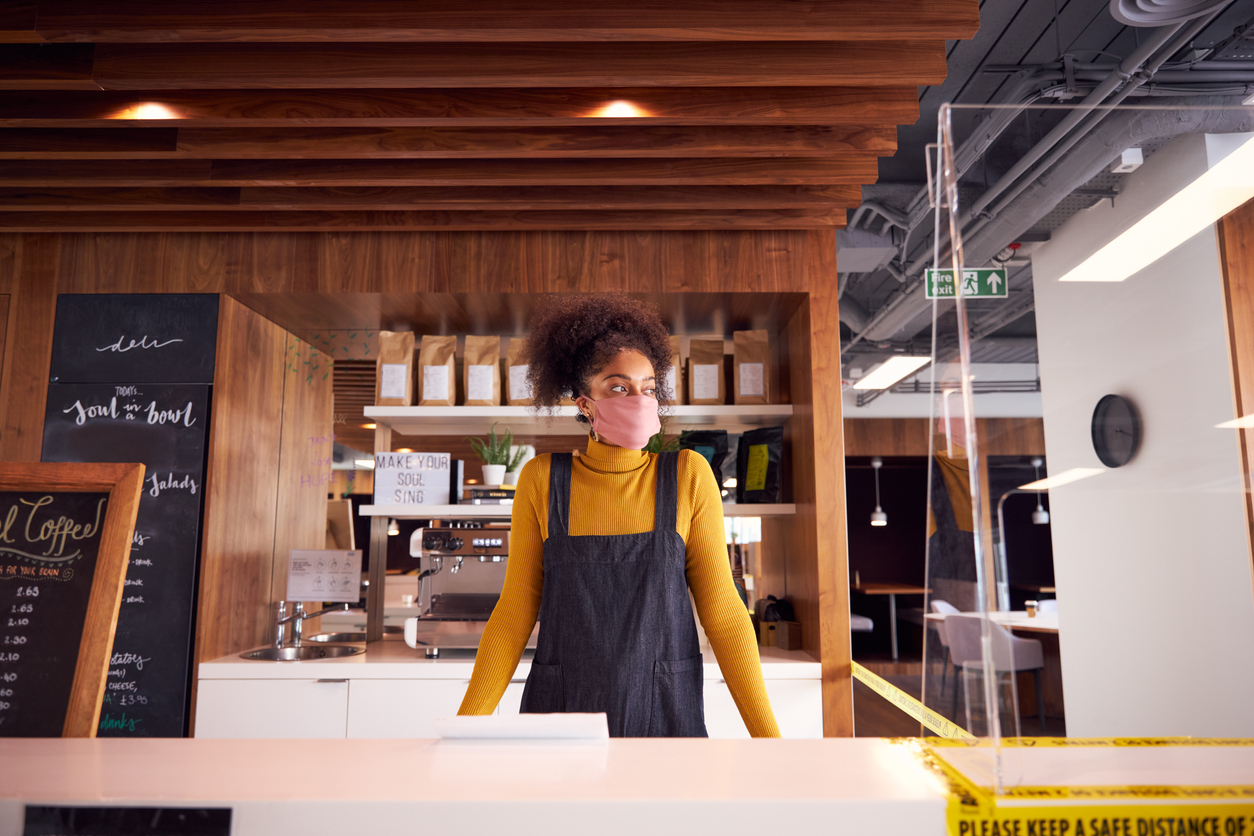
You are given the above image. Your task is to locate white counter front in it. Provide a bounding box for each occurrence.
[195,641,824,739]
[0,738,947,836]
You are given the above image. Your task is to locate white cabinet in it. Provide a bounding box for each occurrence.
[346,679,470,738]
[195,679,349,739]
[701,679,822,739]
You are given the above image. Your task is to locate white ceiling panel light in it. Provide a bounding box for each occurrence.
[1019,467,1104,491]
[1216,415,1254,429]
[1059,133,1254,283]
[354,458,376,469]
[852,356,931,390]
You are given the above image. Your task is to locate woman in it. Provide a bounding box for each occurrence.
[458,294,780,738]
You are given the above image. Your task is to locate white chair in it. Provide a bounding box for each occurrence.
[930,599,960,695]
[1037,599,1057,614]
[944,614,1046,734]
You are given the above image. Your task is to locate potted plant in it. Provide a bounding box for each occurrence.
[467,423,525,486]
[504,444,535,486]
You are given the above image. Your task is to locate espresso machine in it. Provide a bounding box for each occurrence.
[406,520,519,656]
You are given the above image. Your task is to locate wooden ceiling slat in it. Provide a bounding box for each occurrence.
[89,42,947,89]
[0,185,861,211]
[174,125,897,160]
[0,125,897,160]
[0,88,919,127]
[0,208,849,231]
[28,1,979,42]
[0,157,881,187]
[0,43,97,89]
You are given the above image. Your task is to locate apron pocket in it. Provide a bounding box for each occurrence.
[648,655,707,738]
[520,662,565,714]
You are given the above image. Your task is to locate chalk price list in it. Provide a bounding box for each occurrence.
[0,585,39,724]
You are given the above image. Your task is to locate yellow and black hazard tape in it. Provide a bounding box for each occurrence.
[899,739,1254,836]
[852,661,977,743]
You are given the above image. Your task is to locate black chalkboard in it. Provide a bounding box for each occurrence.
[42,384,210,738]
[49,295,219,385]
[0,490,110,737]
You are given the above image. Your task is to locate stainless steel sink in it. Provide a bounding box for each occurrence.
[306,626,402,643]
[240,645,365,661]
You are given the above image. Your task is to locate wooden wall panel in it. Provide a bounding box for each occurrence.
[0,234,57,461]
[269,335,335,606]
[843,418,931,457]
[1218,197,1254,582]
[192,296,288,731]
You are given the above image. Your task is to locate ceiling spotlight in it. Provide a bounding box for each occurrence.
[387,518,400,537]
[870,457,888,527]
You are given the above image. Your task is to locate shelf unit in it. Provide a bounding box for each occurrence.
[360,503,795,518]
[364,404,793,436]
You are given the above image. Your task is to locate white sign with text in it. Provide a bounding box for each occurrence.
[373,452,451,506]
[287,549,363,603]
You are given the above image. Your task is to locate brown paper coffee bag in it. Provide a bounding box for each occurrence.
[418,335,457,406]
[688,338,726,405]
[504,337,534,405]
[733,329,770,405]
[375,330,415,406]
[463,335,501,406]
[666,335,684,405]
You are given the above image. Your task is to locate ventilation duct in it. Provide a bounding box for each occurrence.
[1111,0,1233,26]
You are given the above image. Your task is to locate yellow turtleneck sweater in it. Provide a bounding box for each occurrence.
[457,437,781,738]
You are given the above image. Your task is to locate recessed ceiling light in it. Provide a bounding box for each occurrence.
[1058,133,1254,283]
[362,423,377,429]
[852,356,931,390]
[1019,467,1103,490]
[587,100,651,118]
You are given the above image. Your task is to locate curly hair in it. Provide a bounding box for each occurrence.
[526,293,673,422]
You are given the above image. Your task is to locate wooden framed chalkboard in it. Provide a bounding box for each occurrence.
[0,462,144,738]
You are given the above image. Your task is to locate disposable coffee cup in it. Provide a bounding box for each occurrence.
[1025,600,1038,617]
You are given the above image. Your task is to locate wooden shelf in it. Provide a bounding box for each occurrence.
[360,503,795,518]
[363,404,792,436]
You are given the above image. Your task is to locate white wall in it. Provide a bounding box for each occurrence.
[1031,132,1254,737]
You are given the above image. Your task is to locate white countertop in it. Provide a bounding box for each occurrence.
[198,639,822,681]
[0,737,944,836]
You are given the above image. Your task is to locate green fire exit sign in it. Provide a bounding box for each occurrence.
[924,268,1008,299]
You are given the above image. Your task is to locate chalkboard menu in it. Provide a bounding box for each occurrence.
[0,491,109,737]
[44,385,210,737]
[0,463,143,738]
[49,294,219,385]
[42,294,219,738]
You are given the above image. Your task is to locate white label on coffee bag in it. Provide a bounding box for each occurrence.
[467,364,494,401]
[665,367,677,398]
[693,364,719,400]
[423,364,450,401]
[380,363,408,399]
[739,362,764,397]
[509,364,533,401]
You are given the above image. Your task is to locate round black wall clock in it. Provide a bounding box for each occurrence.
[1091,394,1141,467]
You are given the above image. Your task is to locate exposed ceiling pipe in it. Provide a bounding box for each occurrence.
[848,14,1227,346]
[959,97,1254,275]
[959,21,1185,224]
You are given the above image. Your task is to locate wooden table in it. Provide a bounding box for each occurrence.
[923,610,1058,634]
[851,583,931,660]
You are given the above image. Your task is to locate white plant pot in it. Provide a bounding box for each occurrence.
[503,469,520,486]
[481,464,506,486]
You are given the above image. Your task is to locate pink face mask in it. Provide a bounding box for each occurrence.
[579,394,661,450]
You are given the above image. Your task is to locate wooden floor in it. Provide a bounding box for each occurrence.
[852,656,1067,738]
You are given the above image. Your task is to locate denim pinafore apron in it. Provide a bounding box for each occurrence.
[519,451,707,737]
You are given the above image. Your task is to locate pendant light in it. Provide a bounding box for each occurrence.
[870,457,888,527]
[1030,458,1050,525]
[387,518,400,536]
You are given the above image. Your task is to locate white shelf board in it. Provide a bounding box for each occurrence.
[363,404,792,436]
[361,503,795,518]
